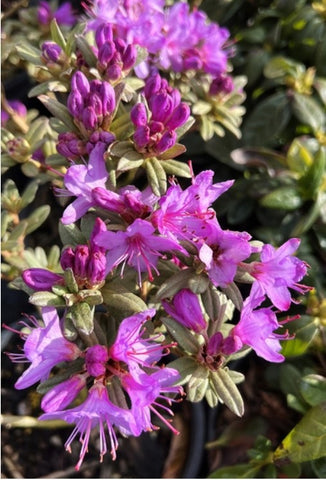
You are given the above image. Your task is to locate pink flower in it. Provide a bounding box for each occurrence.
[122,366,182,435]
[59,142,108,224]
[199,226,252,288]
[162,289,206,333]
[39,382,137,470]
[41,374,87,413]
[152,171,234,244]
[94,218,181,284]
[249,238,310,311]
[232,293,290,363]
[8,307,81,390]
[109,309,164,368]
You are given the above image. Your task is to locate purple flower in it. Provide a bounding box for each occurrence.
[39,382,137,470]
[199,226,252,288]
[232,292,291,363]
[8,307,81,390]
[56,132,88,160]
[41,374,87,413]
[22,268,63,291]
[109,309,164,369]
[152,171,234,244]
[162,289,206,333]
[38,1,76,27]
[59,142,108,224]
[94,218,181,284]
[248,238,310,311]
[122,366,182,435]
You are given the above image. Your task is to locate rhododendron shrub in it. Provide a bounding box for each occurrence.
[2,0,312,472]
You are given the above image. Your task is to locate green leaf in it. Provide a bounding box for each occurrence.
[15,43,42,65]
[68,302,94,335]
[298,147,326,200]
[75,35,97,68]
[187,365,209,402]
[300,374,326,407]
[243,92,291,147]
[161,316,200,355]
[210,368,244,416]
[159,158,191,177]
[292,92,326,132]
[58,222,86,247]
[20,180,40,209]
[281,315,319,358]
[200,115,215,141]
[101,285,148,318]
[155,268,204,301]
[38,95,77,132]
[25,205,50,235]
[274,402,326,463]
[158,143,187,161]
[259,185,303,210]
[144,157,167,196]
[29,291,65,307]
[311,457,326,478]
[209,463,261,478]
[50,19,67,50]
[279,363,309,413]
[167,357,198,385]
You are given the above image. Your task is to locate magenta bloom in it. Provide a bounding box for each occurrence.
[22,268,63,291]
[232,293,290,363]
[109,309,163,368]
[152,171,234,244]
[94,218,181,283]
[9,307,81,390]
[122,366,182,435]
[162,289,206,333]
[85,345,109,377]
[59,142,108,224]
[41,374,87,413]
[39,382,137,470]
[199,227,252,288]
[249,238,309,311]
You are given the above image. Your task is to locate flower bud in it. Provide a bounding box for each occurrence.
[6,137,30,162]
[131,103,148,127]
[95,23,113,48]
[122,44,137,70]
[98,41,115,65]
[37,0,51,25]
[74,245,90,280]
[134,125,150,149]
[87,250,106,286]
[105,62,122,81]
[165,102,190,129]
[67,91,84,118]
[41,41,63,63]
[155,130,176,154]
[71,71,90,97]
[85,345,109,377]
[150,92,173,123]
[22,268,63,291]
[144,73,162,98]
[82,106,98,130]
[60,247,75,271]
[100,82,116,115]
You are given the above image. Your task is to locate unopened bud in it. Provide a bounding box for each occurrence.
[71,71,90,97]
[155,130,176,154]
[6,137,30,162]
[95,23,113,48]
[82,106,98,130]
[98,41,115,65]
[166,103,190,129]
[130,103,147,127]
[41,41,63,63]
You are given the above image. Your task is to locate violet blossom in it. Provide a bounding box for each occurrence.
[41,374,87,413]
[94,218,182,284]
[8,307,81,390]
[247,238,310,311]
[59,142,108,224]
[39,382,137,469]
[38,1,76,27]
[232,292,291,363]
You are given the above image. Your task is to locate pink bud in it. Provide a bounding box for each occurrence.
[131,103,148,127]
[155,130,176,154]
[22,268,62,291]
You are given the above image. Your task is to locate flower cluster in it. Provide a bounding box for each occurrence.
[3,0,312,473]
[131,73,190,155]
